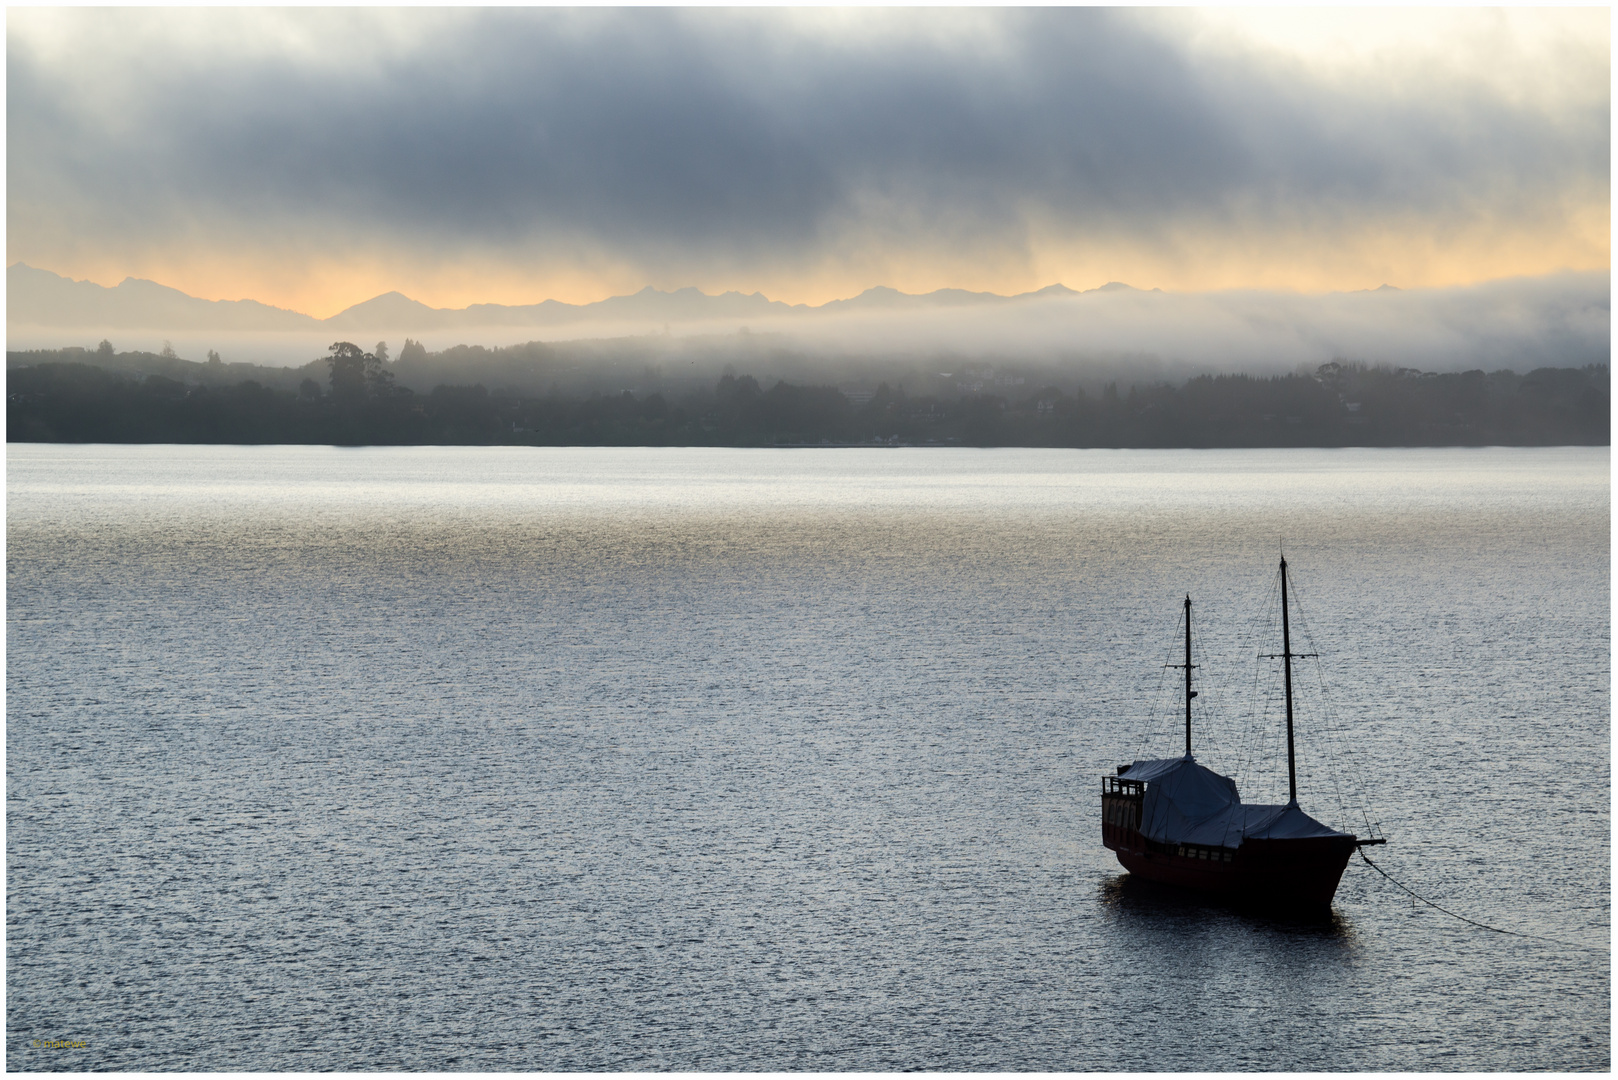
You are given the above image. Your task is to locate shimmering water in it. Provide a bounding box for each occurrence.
[7,445,1609,1070]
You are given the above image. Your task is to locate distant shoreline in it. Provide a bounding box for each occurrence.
[8,355,1608,450]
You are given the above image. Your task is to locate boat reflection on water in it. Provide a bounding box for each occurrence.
[1097,873,1358,937]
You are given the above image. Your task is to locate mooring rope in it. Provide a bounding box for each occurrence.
[1358,850,1606,953]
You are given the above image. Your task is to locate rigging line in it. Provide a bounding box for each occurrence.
[1358,851,1607,953]
[1285,573,1364,834]
[1160,603,1186,753]
[1136,607,1165,761]
[1256,565,1290,802]
[1164,601,1191,756]
[1195,616,1231,767]
[1240,623,1275,797]
[1183,601,1222,764]
[1310,653,1379,838]
[1216,599,1249,767]
[1292,585,1383,840]
[1243,563,1293,800]
[1297,654,1353,831]
[1251,635,1291,800]
[1235,670,1256,789]
[1248,639,1279,794]
[1249,665,1277,797]
[1235,568,1281,793]
[1140,603,1181,762]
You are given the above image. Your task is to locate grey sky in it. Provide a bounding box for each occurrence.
[7,8,1607,314]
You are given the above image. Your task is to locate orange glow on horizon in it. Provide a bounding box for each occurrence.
[14,201,1609,316]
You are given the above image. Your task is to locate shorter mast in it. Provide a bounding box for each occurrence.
[1184,595,1195,756]
[1168,594,1199,757]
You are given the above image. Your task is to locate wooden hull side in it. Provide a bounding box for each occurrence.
[1105,827,1356,911]
[1232,836,1357,909]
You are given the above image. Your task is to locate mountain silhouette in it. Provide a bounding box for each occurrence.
[324,291,444,332]
[8,263,322,331]
[8,262,1134,334]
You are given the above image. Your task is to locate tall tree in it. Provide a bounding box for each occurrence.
[327,341,371,400]
[328,341,397,401]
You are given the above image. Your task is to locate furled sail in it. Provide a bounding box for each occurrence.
[1119,755,1350,848]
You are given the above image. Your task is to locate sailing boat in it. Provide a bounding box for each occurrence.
[1101,557,1384,910]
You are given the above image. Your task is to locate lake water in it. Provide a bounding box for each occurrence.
[7,445,1609,1070]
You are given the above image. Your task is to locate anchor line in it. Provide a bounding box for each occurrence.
[1357,851,1605,953]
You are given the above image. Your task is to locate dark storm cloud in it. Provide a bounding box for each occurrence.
[8,8,1606,274]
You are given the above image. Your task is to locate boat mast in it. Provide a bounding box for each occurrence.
[1168,595,1200,757]
[1280,557,1297,805]
[1183,594,1194,757]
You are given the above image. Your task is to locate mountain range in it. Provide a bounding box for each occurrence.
[7,263,1147,334]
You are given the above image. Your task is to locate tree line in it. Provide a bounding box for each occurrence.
[6,342,1608,447]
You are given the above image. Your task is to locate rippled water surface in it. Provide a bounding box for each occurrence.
[7,445,1609,1070]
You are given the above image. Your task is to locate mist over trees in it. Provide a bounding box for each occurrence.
[7,342,1608,447]
[9,263,1610,379]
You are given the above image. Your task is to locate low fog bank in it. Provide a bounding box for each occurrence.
[9,271,1607,393]
[715,272,1611,379]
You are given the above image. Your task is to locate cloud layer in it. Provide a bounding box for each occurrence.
[7,9,1609,313]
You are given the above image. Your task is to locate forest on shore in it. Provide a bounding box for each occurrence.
[7,343,1608,447]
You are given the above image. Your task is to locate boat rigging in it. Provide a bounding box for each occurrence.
[1100,556,1384,912]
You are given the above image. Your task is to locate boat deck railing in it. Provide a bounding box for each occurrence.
[1102,776,1144,797]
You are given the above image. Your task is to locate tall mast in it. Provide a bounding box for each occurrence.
[1280,557,1297,805]
[1183,594,1194,757]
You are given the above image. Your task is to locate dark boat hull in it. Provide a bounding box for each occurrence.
[1108,829,1356,911]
